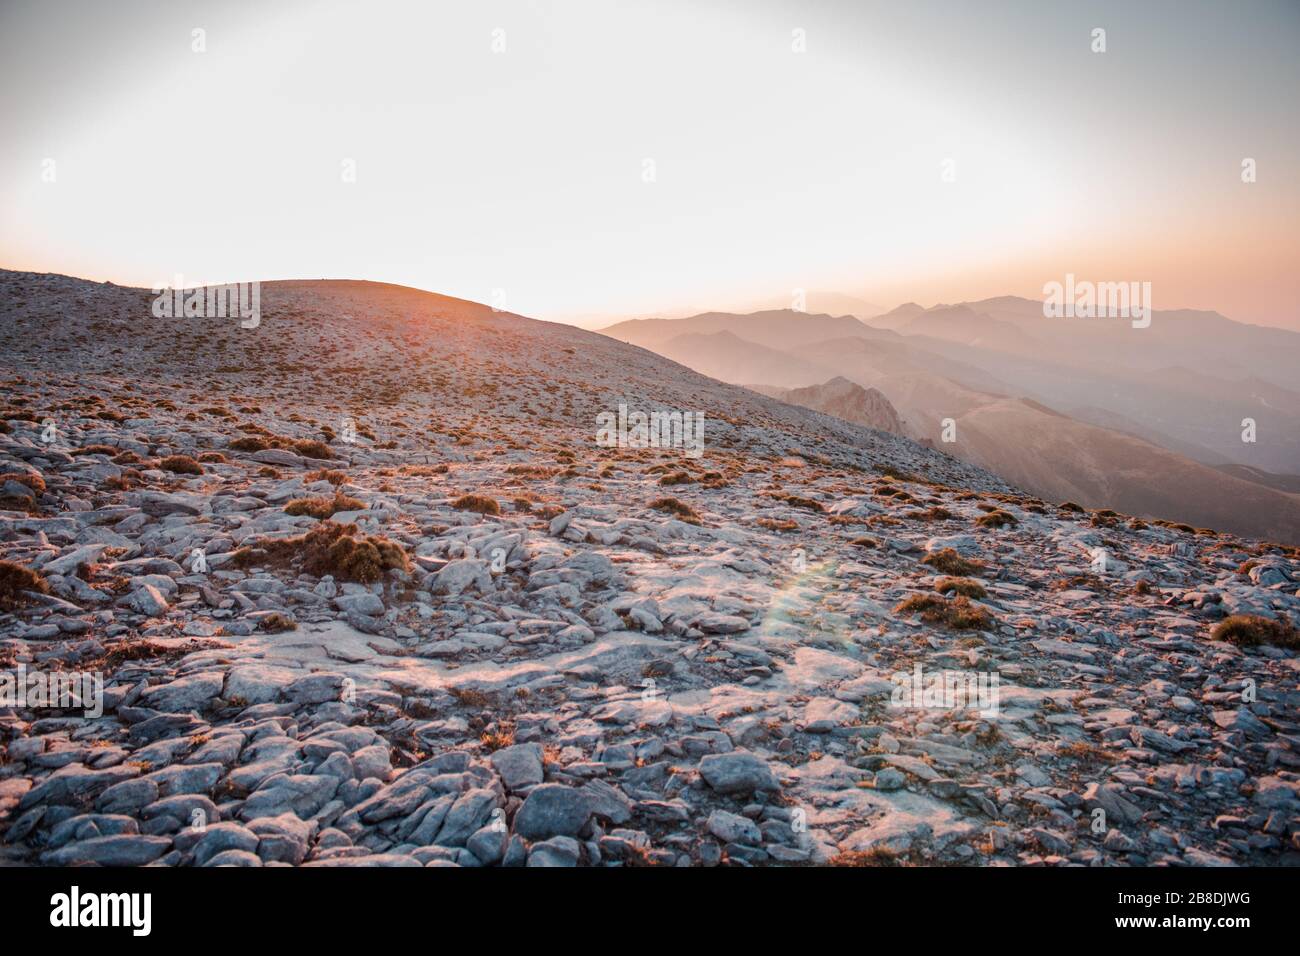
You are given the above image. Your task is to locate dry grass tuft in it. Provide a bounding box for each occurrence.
[227,436,273,452]
[907,506,953,521]
[305,468,347,485]
[894,592,994,630]
[0,560,49,610]
[1,472,45,496]
[658,470,694,486]
[975,509,1018,529]
[0,472,44,510]
[921,548,984,577]
[451,493,501,516]
[505,464,556,479]
[403,463,449,477]
[1210,614,1299,649]
[158,455,204,475]
[934,576,987,598]
[479,722,516,752]
[291,439,333,460]
[231,520,409,584]
[779,494,825,513]
[449,687,491,708]
[225,435,334,460]
[648,496,702,525]
[284,492,366,519]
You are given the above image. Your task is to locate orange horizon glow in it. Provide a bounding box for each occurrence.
[1,0,1296,331]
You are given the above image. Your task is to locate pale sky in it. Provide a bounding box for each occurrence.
[1,0,1297,328]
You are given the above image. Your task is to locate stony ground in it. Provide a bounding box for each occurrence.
[1,270,1297,867]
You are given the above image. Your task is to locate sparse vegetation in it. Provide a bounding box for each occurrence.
[291,439,333,459]
[0,471,44,509]
[158,455,204,475]
[449,687,491,708]
[921,548,984,577]
[227,436,272,452]
[1058,741,1119,764]
[648,496,701,525]
[231,520,409,583]
[103,471,139,491]
[778,494,824,513]
[258,612,297,632]
[934,576,986,598]
[305,468,347,485]
[403,463,449,476]
[1210,614,1299,649]
[284,491,366,519]
[506,464,555,479]
[0,472,45,495]
[879,466,919,483]
[907,505,953,521]
[451,493,501,515]
[1050,573,1109,593]
[894,592,994,630]
[658,470,694,486]
[479,722,516,752]
[975,509,1018,529]
[226,435,334,459]
[0,560,49,610]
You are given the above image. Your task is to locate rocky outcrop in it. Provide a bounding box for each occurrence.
[779,376,906,436]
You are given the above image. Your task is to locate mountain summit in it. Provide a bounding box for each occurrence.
[760,377,906,436]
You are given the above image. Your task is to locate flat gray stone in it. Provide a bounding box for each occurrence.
[512,784,593,840]
[698,751,780,795]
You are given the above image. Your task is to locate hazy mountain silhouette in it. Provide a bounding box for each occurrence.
[601,300,1300,542]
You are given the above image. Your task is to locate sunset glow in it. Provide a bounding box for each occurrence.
[2,0,1297,327]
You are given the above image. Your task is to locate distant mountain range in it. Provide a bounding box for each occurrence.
[600,298,1300,542]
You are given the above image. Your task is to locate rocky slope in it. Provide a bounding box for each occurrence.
[0,270,1297,868]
